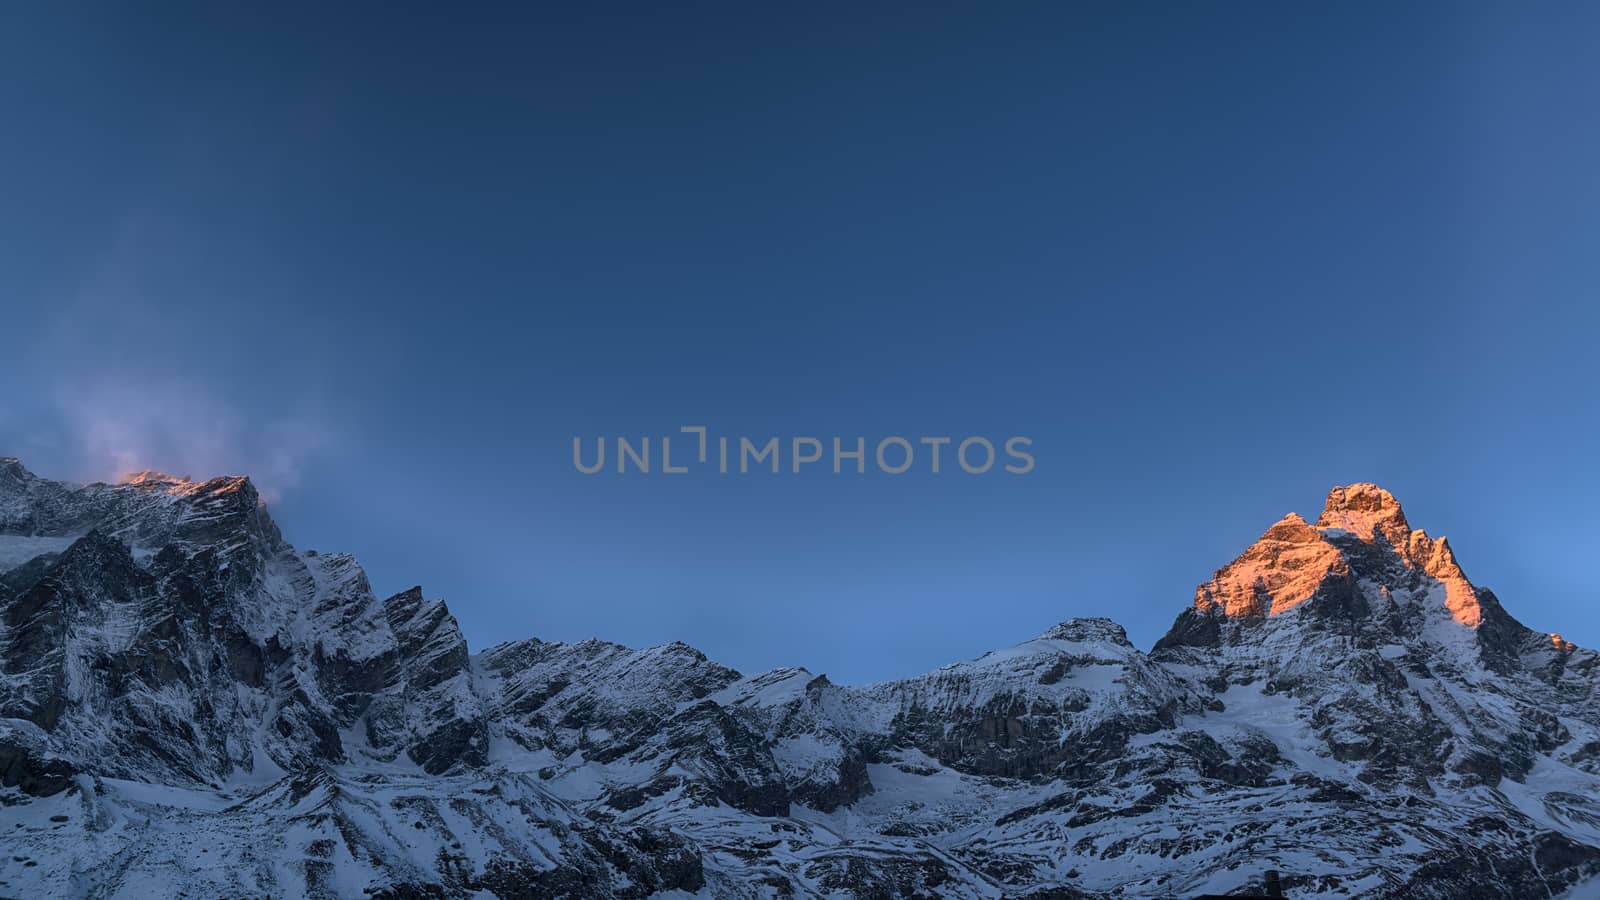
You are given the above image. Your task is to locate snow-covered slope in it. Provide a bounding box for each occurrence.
[2,462,1598,897]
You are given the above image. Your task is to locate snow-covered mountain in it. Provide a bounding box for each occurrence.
[3,459,1599,898]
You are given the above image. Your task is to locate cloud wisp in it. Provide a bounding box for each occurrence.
[49,376,334,502]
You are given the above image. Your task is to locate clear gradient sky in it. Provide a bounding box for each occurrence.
[2,3,1596,682]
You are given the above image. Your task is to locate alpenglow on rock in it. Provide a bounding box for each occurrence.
[2,461,1600,898]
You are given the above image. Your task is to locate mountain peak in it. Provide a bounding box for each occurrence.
[1316,482,1410,544]
[122,470,193,487]
[118,471,262,511]
[0,456,34,485]
[1038,617,1132,647]
[1176,482,1495,636]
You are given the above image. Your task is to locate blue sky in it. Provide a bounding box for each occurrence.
[2,3,1596,682]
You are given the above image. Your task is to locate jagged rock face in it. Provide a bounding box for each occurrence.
[0,462,489,788]
[1162,483,1492,647]
[3,465,1600,898]
[1191,512,1348,619]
